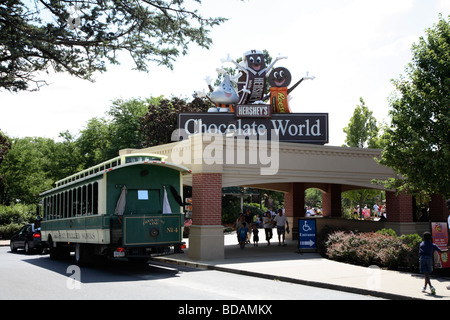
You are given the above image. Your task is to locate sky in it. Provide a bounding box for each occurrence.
[0,0,449,147]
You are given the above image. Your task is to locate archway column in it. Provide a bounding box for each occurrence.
[284,182,305,240]
[188,172,224,260]
[322,184,342,218]
[385,191,414,222]
[428,194,448,222]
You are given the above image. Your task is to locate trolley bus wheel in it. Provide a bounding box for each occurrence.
[49,239,70,260]
[75,243,93,266]
[48,237,59,260]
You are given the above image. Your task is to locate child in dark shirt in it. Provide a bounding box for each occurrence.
[419,232,448,295]
[252,223,259,247]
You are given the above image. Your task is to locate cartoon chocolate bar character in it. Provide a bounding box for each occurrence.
[222,50,286,105]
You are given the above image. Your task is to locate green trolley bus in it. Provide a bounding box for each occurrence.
[40,153,191,265]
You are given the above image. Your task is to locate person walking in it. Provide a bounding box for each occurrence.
[263,211,273,246]
[235,214,244,244]
[238,222,248,250]
[419,232,448,295]
[244,209,253,244]
[252,223,259,247]
[273,209,289,246]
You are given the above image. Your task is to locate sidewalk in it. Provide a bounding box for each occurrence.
[153,234,450,300]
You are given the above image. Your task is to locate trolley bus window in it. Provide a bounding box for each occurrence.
[93,182,98,215]
[88,184,93,214]
[127,189,161,214]
[64,191,68,218]
[138,190,149,200]
[69,189,73,217]
[82,185,87,215]
[77,187,82,216]
[72,189,77,216]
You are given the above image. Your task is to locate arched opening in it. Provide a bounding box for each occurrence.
[341,189,385,220]
[304,188,323,217]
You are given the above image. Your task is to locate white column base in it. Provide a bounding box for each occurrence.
[188,225,224,261]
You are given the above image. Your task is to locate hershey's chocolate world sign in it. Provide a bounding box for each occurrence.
[178,112,329,144]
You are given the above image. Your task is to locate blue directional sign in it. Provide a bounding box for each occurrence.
[298,218,317,250]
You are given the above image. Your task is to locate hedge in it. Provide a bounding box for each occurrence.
[324,228,422,272]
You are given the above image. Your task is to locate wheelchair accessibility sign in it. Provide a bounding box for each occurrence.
[298,218,317,251]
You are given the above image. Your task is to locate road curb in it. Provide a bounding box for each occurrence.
[151,256,422,301]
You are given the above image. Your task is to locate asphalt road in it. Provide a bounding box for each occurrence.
[0,247,382,301]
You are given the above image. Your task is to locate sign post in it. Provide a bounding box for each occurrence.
[298,218,317,252]
[431,221,450,269]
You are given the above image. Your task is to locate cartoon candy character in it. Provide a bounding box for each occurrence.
[266,67,316,113]
[209,73,239,112]
[267,67,292,113]
[222,50,287,105]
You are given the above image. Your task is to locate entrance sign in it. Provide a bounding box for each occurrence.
[178,113,328,144]
[190,49,324,145]
[298,218,317,251]
[431,222,450,269]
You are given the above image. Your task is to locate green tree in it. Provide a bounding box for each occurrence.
[107,98,149,152]
[140,96,211,147]
[0,130,11,164]
[379,15,450,198]
[76,117,112,168]
[0,130,12,204]
[0,137,54,204]
[47,131,83,179]
[341,189,381,211]
[305,188,322,208]
[342,98,382,216]
[0,0,227,92]
[76,97,151,167]
[343,97,380,148]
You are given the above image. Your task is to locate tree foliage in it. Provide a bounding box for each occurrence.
[343,97,380,149]
[379,15,450,198]
[0,95,212,204]
[0,130,11,165]
[140,96,211,147]
[0,137,55,204]
[0,0,226,91]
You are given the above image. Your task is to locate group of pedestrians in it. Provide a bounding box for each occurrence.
[236,209,290,249]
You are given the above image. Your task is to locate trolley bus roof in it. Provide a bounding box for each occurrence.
[40,153,191,196]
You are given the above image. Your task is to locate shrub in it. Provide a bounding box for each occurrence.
[0,204,36,239]
[376,228,397,237]
[325,230,419,271]
[399,233,422,272]
[0,223,22,239]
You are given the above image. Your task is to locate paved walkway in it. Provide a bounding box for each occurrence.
[3,236,449,300]
[153,234,450,300]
